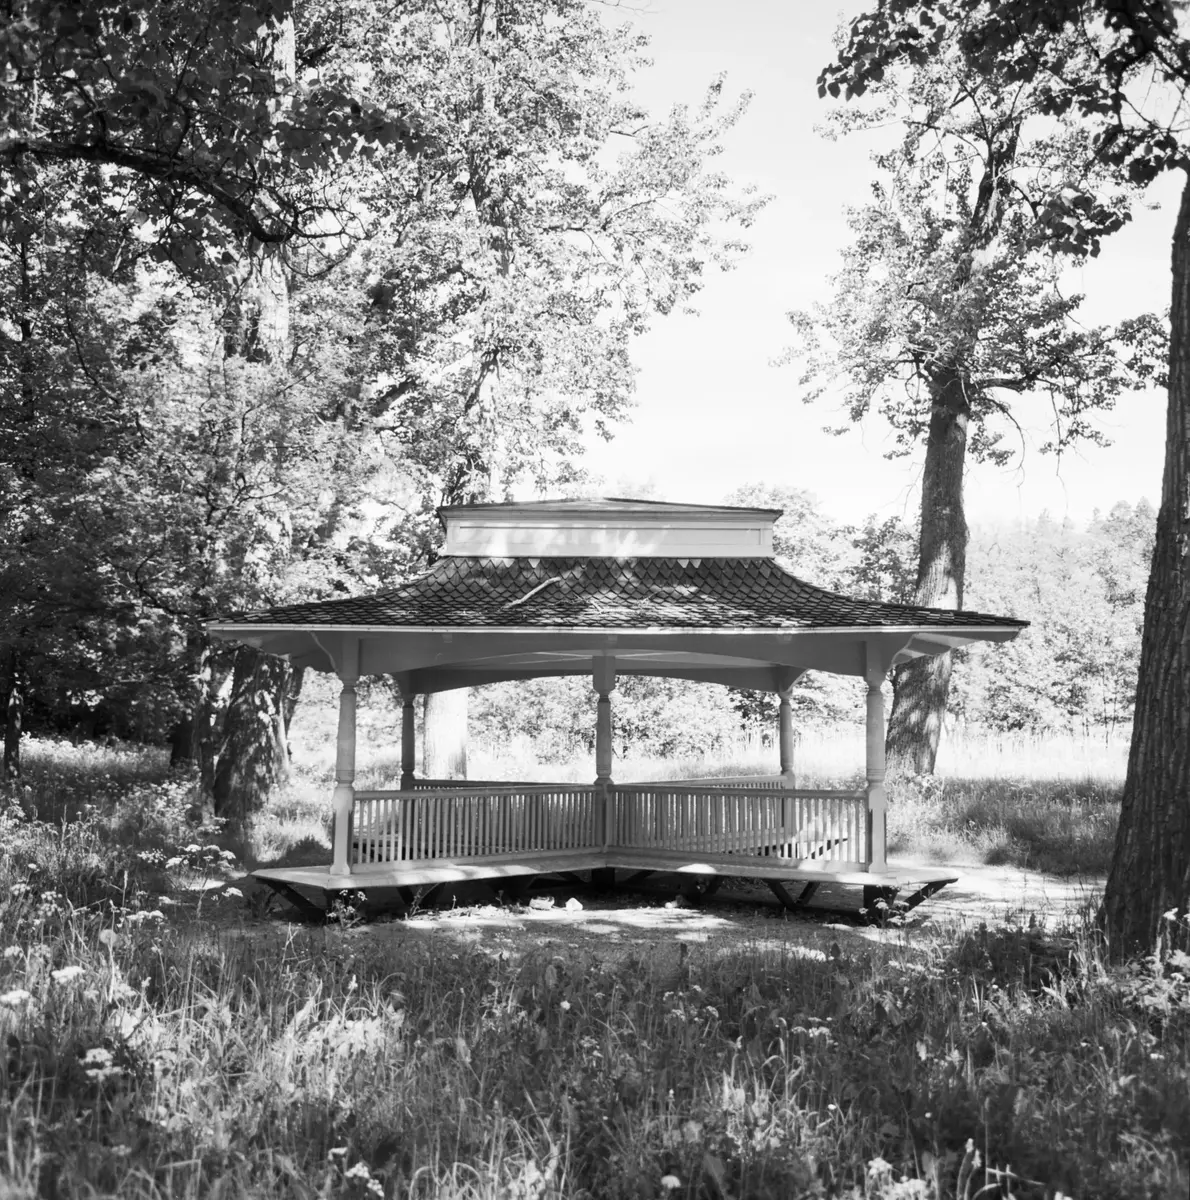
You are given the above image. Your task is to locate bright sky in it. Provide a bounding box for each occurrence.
[574,0,1177,526]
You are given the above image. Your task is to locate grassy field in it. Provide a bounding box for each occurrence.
[2,737,1186,1199]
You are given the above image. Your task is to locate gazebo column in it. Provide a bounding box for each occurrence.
[864,642,889,872]
[329,637,360,882]
[400,693,417,789]
[777,687,795,783]
[593,656,617,855]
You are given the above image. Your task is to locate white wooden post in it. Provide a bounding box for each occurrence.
[400,694,416,789]
[593,657,616,848]
[778,687,795,783]
[864,641,889,872]
[330,637,360,881]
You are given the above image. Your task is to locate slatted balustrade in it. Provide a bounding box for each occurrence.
[611,785,867,866]
[353,785,600,866]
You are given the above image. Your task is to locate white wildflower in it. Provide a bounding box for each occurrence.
[0,989,32,1007]
[3,946,22,959]
[183,844,200,854]
[661,1175,682,1191]
[9,883,30,897]
[165,857,183,870]
[81,1047,113,1069]
[98,929,118,947]
[559,1000,571,1011]
[327,1147,349,1160]
[124,910,164,925]
[51,965,84,984]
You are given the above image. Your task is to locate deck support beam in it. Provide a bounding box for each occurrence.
[400,693,417,789]
[864,641,890,872]
[330,637,360,882]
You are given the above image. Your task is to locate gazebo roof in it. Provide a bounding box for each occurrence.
[208,498,1026,691]
[222,556,1022,635]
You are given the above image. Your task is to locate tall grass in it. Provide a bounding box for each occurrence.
[1,740,1185,1197]
[1,796,1187,1198]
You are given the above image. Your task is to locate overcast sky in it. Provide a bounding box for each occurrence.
[570,0,1177,526]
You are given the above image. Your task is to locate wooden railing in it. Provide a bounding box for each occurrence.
[663,774,791,789]
[353,785,600,866]
[352,783,867,869]
[611,785,867,865]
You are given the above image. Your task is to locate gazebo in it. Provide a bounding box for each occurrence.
[208,499,1026,914]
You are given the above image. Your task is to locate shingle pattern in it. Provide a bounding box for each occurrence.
[223,558,1026,632]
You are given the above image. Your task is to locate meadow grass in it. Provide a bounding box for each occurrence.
[1,737,1184,1199]
[1,776,1188,1199]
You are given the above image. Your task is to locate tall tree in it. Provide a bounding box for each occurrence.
[801,8,1163,774]
[823,0,1189,953]
[316,0,764,772]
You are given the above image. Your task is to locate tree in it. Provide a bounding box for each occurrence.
[320,0,763,772]
[822,0,1189,953]
[1,1,762,828]
[0,1,422,264]
[801,7,1164,774]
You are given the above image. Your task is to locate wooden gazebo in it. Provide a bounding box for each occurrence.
[208,499,1026,913]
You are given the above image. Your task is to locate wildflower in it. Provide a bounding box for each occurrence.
[98,929,118,948]
[0,989,32,1007]
[559,999,571,1011]
[1162,908,1179,921]
[124,910,165,925]
[51,965,84,984]
[9,883,30,897]
[224,887,243,899]
[82,1049,122,1082]
[661,1175,682,1191]
[26,863,39,873]
[184,844,200,854]
[3,946,22,959]
[328,1147,349,1160]
[165,857,183,870]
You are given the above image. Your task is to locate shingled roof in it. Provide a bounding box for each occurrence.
[221,557,1026,633]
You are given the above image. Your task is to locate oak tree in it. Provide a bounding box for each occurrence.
[802,7,1163,774]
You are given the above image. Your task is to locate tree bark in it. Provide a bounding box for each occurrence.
[422,689,468,779]
[886,367,969,775]
[211,647,299,828]
[1,647,22,779]
[1101,169,1190,957]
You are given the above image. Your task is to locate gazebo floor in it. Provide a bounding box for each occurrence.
[252,853,957,920]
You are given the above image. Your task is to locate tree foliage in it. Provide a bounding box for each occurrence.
[0,0,422,264]
[0,0,762,814]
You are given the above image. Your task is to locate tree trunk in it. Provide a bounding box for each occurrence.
[422,689,468,779]
[211,647,299,829]
[886,368,969,775]
[1,647,22,779]
[1101,170,1190,957]
[169,716,195,769]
